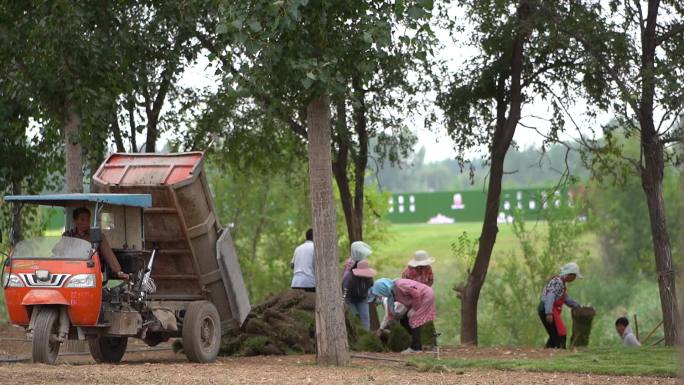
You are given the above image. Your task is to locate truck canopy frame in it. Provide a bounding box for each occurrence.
[4,194,152,208]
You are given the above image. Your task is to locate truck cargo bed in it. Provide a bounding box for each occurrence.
[93,152,250,331]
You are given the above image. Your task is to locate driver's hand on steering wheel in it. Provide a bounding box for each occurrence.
[115,271,129,280]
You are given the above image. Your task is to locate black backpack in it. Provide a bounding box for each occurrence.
[344,270,374,301]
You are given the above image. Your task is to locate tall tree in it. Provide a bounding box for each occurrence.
[439,0,580,344]
[583,132,681,278]
[112,1,205,153]
[0,80,62,244]
[325,2,434,242]
[0,1,127,192]
[208,0,345,365]
[549,0,684,345]
[306,93,349,364]
[194,0,431,245]
[204,0,438,363]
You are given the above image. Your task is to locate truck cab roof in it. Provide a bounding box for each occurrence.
[4,193,152,208]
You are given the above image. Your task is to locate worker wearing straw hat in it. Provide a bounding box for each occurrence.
[401,250,434,287]
[343,259,377,330]
[538,262,583,349]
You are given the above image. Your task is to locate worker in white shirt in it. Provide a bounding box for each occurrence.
[615,317,641,347]
[291,228,315,292]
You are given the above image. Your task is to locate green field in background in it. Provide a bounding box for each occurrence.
[369,222,660,347]
[414,347,679,377]
[371,222,543,346]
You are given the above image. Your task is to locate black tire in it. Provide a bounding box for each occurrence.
[88,336,128,363]
[32,307,61,364]
[182,301,221,363]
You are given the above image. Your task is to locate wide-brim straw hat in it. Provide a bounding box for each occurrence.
[352,259,377,278]
[408,250,435,267]
[560,262,583,278]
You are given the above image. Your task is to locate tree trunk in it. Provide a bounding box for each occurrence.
[333,164,362,242]
[331,99,357,243]
[351,76,368,242]
[64,100,83,193]
[112,112,126,153]
[127,96,138,152]
[460,143,508,345]
[640,137,680,345]
[637,0,680,346]
[145,120,157,153]
[9,181,23,246]
[144,64,175,153]
[460,0,528,346]
[307,93,350,366]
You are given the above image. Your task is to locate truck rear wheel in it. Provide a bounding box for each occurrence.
[32,307,61,364]
[182,301,221,363]
[88,336,128,363]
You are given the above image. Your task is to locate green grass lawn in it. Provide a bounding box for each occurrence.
[371,222,548,346]
[413,347,680,377]
[369,222,662,348]
[373,221,526,274]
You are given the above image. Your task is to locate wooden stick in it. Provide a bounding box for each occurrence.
[633,314,639,341]
[651,337,665,346]
[0,355,30,363]
[641,320,663,344]
[56,346,173,356]
[350,354,406,363]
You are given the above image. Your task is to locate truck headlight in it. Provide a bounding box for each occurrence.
[65,274,96,288]
[3,273,25,288]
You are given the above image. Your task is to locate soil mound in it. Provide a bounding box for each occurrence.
[221,290,317,356]
[219,289,437,356]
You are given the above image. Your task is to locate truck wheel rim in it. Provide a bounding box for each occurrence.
[47,318,59,358]
[200,317,215,350]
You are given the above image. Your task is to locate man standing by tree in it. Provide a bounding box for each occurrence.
[291,228,315,293]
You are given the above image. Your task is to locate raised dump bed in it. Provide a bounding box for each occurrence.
[92,152,250,331]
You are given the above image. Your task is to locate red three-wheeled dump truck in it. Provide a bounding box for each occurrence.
[1,152,250,364]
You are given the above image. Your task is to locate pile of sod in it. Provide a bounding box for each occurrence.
[218,289,437,356]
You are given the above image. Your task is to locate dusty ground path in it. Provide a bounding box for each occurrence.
[0,325,677,385]
[0,351,677,385]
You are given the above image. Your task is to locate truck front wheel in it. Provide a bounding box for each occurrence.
[182,301,221,363]
[88,336,128,363]
[32,307,61,364]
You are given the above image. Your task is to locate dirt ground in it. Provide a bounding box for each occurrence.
[0,352,677,385]
[0,325,678,385]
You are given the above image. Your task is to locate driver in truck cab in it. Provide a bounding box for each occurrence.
[63,207,129,280]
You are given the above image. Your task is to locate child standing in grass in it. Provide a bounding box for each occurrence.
[401,250,434,287]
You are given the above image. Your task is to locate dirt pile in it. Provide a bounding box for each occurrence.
[219,289,437,356]
[220,290,317,356]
